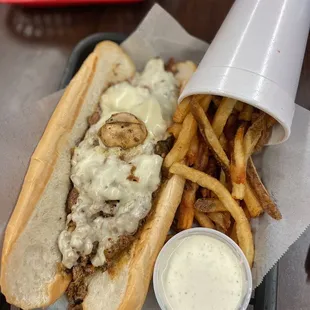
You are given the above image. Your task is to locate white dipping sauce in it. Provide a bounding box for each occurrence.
[161,235,245,310]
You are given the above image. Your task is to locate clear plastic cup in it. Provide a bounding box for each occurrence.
[153,227,252,310]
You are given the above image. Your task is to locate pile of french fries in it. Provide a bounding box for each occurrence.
[166,94,282,267]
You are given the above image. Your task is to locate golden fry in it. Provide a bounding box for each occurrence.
[230,223,238,244]
[247,157,282,220]
[254,115,277,152]
[177,182,198,230]
[208,212,231,232]
[231,126,246,199]
[215,223,226,234]
[212,97,237,138]
[173,96,191,123]
[235,101,244,112]
[178,141,209,230]
[190,97,230,174]
[243,113,266,160]
[194,210,215,229]
[219,134,228,152]
[170,163,254,266]
[199,95,212,112]
[167,123,182,139]
[244,182,264,217]
[164,112,197,169]
[212,95,222,107]
[186,134,199,166]
[239,104,254,121]
[224,113,238,141]
[195,198,227,213]
[219,169,227,188]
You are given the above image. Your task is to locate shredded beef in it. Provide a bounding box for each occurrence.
[154,135,175,158]
[66,188,79,214]
[104,235,135,261]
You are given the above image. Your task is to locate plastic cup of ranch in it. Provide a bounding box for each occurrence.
[153,228,252,310]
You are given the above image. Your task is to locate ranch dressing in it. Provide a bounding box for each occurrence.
[161,235,246,310]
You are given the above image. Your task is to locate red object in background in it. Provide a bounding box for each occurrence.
[0,0,143,6]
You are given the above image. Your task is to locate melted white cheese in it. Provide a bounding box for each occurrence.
[58,59,179,269]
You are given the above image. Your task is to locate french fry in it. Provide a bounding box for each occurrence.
[247,157,282,220]
[177,141,209,230]
[170,163,254,266]
[230,222,238,244]
[212,97,237,138]
[190,97,230,174]
[243,112,266,160]
[224,113,239,141]
[212,95,222,107]
[208,212,231,232]
[199,94,212,112]
[173,96,191,123]
[231,126,246,199]
[167,123,182,139]
[244,182,264,217]
[186,134,199,166]
[200,157,218,198]
[235,101,244,112]
[239,104,254,121]
[194,210,215,229]
[177,182,198,230]
[254,115,276,152]
[195,198,227,213]
[164,112,197,169]
[219,134,228,152]
[165,234,175,243]
[219,169,227,188]
[215,223,226,234]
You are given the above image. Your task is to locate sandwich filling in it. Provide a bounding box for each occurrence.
[58,58,179,308]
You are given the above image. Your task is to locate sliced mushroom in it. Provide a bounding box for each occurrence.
[99,112,147,149]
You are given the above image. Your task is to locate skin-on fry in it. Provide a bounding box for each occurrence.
[167,123,182,139]
[243,112,266,160]
[186,134,199,166]
[231,126,246,199]
[247,157,282,220]
[219,133,228,152]
[173,96,191,123]
[239,104,254,121]
[170,163,254,266]
[195,198,227,213]
[164,112,197,169]
[230,222,238,244]
[215,223,226,234]
[200,157,218,198]
[224,114,239,141]
[254,115,276,152]
[219,169,227,188]
[177,182,198,230]
[194,210,215,229]
[177,141,209,230]
[208,212,231,232]
[199,94,212,112]
[244,182,264,217]
[190,97,230,174]
[234,101,244,112]
[212,95,222,107]
[212,97,237,138]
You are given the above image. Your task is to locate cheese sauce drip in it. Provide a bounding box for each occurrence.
[58,59,179,269]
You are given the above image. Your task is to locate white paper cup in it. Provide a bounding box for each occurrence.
[180,0,310,144]
[153,228,252,310]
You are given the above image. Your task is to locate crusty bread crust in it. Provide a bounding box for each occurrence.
[1,41,188,310]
